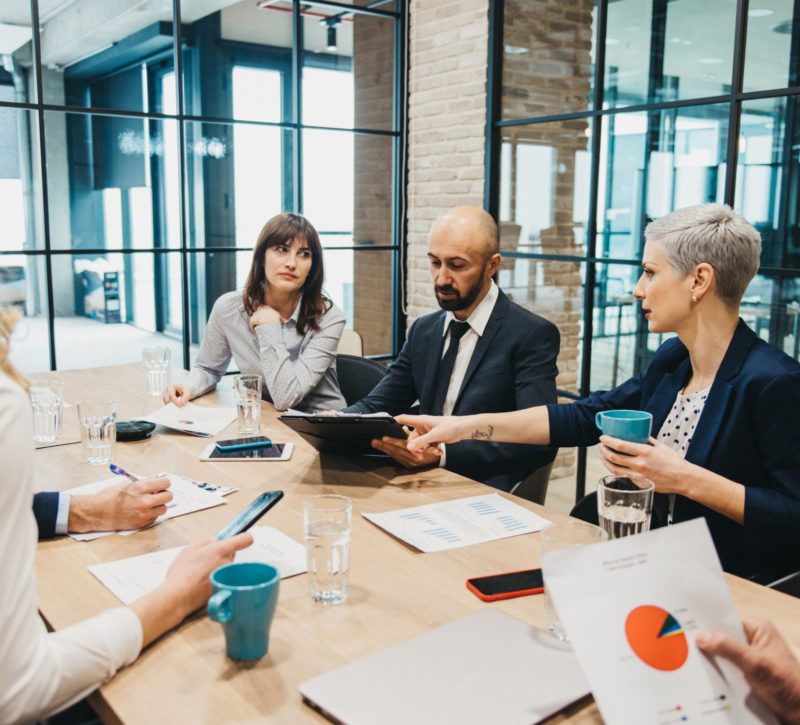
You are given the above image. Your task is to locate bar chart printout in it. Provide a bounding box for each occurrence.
[362,493,551,552]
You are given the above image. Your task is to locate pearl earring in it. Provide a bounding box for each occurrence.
[691,294,698,303]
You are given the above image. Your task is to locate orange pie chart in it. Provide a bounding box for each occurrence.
[625,605,689,671]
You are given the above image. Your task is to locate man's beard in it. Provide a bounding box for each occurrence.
[435,271,485,312]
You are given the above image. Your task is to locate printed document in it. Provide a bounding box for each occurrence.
[67,473,230,541]
[541,519,777,725]
[363,493,551,552]
[141,401,237,436]
[89,526,307,604]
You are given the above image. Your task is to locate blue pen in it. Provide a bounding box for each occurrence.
[109,464,139,482]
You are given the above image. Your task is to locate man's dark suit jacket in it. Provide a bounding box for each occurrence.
[32,491,60,539]
[344,290,560,492]
[549,319,800,584]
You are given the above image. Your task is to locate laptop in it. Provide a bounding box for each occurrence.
[299,609,591,725]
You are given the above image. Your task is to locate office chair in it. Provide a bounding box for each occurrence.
[337,329,364,357]
[336,354,387,407]
[510,462,554,506]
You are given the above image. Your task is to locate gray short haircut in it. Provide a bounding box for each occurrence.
[644,203,761,307]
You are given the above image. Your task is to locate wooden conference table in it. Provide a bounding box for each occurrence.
[32,365,800,725]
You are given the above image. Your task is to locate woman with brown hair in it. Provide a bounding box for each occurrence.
[165,212,346,412]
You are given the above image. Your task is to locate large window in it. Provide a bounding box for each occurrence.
[488,0,800,495]
[1,0,405,373]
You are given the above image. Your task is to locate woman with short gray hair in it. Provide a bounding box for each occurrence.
[400,203,800,584]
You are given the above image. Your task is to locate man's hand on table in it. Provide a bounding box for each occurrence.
[68,476,173,533]
[371,435,442,468]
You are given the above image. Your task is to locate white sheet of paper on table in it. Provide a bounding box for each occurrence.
[67,473,230,541]
[140,401,237,436]
[362,493,551,552]
[541,518,778,725]
[88,525,307,605]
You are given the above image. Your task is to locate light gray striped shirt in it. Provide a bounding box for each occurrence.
[182,291,346,412]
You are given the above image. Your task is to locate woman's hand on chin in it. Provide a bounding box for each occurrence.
[249,305,281,332]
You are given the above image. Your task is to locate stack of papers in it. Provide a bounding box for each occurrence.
[141,402,237,436]
[67,473,233,541]
[363,493,551,552]
[89,526,307,604]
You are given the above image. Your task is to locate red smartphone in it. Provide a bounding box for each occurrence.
[466,568,544,602]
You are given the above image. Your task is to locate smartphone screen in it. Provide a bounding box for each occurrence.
[466,569,544,601]
[216,490,284,539]
[209,443,285,459]
[215,436,272,451]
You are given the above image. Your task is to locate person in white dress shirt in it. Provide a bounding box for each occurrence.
[165,212,346,412]
[0,306,252,724]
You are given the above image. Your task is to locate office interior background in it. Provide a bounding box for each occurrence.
[2,0,799,497]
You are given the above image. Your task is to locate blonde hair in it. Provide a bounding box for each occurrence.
[0,307,29,390]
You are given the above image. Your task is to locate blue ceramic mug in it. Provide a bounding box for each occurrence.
[208,562,279,660]
[594,409,653,444]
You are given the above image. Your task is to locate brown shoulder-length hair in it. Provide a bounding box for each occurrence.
[242,212,329,336]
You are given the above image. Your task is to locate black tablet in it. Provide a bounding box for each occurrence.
[279,414,407,454]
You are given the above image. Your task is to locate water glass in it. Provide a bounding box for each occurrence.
[303,494,352,605]
[234,374,262,435]
[29,379,64,442]
[540,521,607,641]
[597,475,655,539]
[77,400,117,465]
[142,346,171,396]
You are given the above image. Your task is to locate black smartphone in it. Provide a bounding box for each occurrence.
[466,568,544,602]
[215,490,284,539]
[215,435,272,452]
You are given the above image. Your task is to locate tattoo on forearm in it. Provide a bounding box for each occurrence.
[471,425,494,441]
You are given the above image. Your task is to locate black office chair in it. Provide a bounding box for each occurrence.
[511,462,554,506]
[336,354,387,407]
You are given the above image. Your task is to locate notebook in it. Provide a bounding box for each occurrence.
[299,608,590,725]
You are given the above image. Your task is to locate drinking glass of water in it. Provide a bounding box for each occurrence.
[142,347,171,396]
[540,521,607,641]
[76,400,116,465]
[233,374,262,435]
[29,379,64,443]
[597,475,655,539]
[303,494,352,605]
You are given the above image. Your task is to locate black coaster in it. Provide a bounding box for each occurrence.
[117,420,156,441]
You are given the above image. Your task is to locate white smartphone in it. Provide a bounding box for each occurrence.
[200,441,293,462]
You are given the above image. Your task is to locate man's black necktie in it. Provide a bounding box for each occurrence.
[431,320,470,415]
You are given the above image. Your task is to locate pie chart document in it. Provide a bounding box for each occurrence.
[542,519,777,725]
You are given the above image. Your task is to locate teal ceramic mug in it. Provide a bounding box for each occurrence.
[594,409,653,444]
[208,562,279,660]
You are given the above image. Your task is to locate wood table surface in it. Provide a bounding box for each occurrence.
[30,365,800,725]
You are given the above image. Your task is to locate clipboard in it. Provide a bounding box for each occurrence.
[279,414,407,454]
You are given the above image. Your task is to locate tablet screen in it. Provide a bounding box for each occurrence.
[207,443,287,460]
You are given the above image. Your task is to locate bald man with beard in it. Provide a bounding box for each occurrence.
[341,206,559,492]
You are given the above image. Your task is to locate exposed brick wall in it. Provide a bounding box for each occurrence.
[406,0,489,320]
[405,0,593,481]
[353,15,394,356]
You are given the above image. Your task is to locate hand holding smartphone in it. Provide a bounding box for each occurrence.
[466,568,544,602]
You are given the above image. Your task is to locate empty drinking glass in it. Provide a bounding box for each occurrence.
[142,347,171,396]
[76,400,117,464]
[234,375,262,435]
[29,380,64,443]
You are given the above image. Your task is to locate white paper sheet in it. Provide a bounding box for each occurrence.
[68,473,229,541]
[88,526,307,605]
[541,519,778,725]
[140,401,237,436]
[363,493,551,552]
